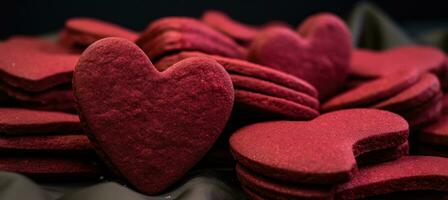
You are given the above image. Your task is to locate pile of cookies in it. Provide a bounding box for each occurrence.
[1,10,448,199]
[0,108,99,180]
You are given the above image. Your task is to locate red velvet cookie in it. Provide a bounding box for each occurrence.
[234,90,319,120]
[236,164,334,200]
[0,108,80,135]
[0,82,75,112]
[351,46,446,78]
[231,74,319,110]
[5,36,77,54]
[322,69,419,112]
[419,115,448,146]
[74,38,233,194]
[230,109,408,184]
[356,142,409,166]
[400,93,443,128]
[155,51,318,98]
[372,73,441,112]
[0,37,78,92]
[60,18,138,48]
[0,156,99,181]
[136,17,246,59]
[0,135,91,153]
[249,13,351,100]
[202,10,258,45]
[335,156,448,200]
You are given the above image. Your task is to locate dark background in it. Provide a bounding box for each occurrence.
[1,0,447,39]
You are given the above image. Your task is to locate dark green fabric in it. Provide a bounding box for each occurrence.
[348,2,415,49]
[349,1,448,51]
[1,2,447,200]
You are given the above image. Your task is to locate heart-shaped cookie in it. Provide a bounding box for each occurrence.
[249,13,351,100]
[351,46,446,78]
[73,38,234,194]
[230,109,408,185]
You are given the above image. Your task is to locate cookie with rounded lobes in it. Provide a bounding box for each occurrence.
[230,109,408,185]
[0,108,80,135]
[73,38,234,194]
[0,37,78,92]
[239,144,411,200]
[234,90,319,121]
[202,10,258,45]
[419,115,448,146]
[0,135,91,153]
[335,156,448,200]
[249,13,351,100]
[60,18,138,48]
[136,17,246,59]
[230,109,408,184]
[0,156,100,181]
[372,73,441,112]
[350,46,446,78]
[231,75,319,110]
[322,69,420,112]
[236,164,335,200]
[155,51,318,98]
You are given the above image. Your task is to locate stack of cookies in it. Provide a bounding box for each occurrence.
[323,70,443,129]
[2,9,448,199]
[0,37,78,112]
[231,109,404,200]
[136,18,321,126]
[0,108,99,180]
